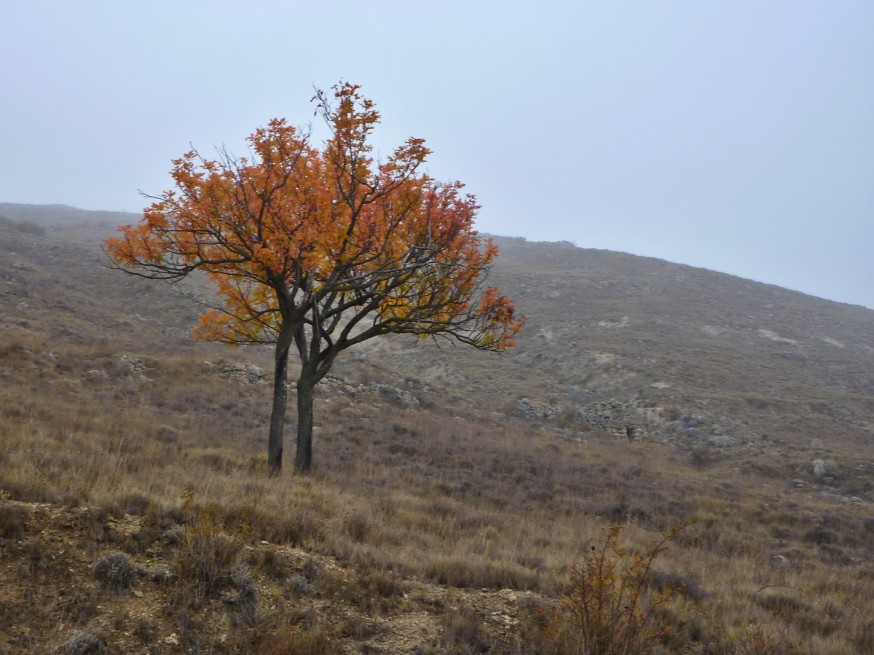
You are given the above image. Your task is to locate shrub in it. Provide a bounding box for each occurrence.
[254,625,336,655]
[91,551,136,593]
[0,504,28,539]
[247,544,290,580]
[545,522,688,655]
[174,486,252,603]
[442,607,493,654]
[14,220,47,237]
[648,569,706,601]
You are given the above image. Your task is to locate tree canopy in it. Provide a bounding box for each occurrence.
[105,82,522,474]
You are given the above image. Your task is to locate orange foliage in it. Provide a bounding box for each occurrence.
[104,82,522,353]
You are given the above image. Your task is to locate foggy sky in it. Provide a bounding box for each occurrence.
[2,2,872,307]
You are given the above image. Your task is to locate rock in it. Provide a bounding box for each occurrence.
[517,398,561,420]
[771,554,790,568]
[708,435,735,448]
[162,526,184,546]
[50,633,105,655]
[576,399,636,438]
[682,414,710,428]
[812,459,834,477]
[375,384,419,409]
[217,362,266,383]
[116,355,148,379]
[150,562,177,584]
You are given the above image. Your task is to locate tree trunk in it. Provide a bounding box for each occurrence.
[267,333,292,476]
[294,370,316,473]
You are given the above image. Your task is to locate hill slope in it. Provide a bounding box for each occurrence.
[1,205,873,654]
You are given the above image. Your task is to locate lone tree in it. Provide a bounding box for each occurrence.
[104,83,523,474]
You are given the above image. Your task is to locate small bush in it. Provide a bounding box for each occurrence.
[224,566,259,626]
[247,544,290,580]
[174,486,252,604]
[14,220,47,237]
[734,624,791,655]
[57,585,101,624]
[648,569,706,601]
[442,607,492,654]
[0,504,28,539]
[254,625,337,655]
[91,551,136,593]
[545,522,688,655]
[345,509,372,543]
[803,526,838,545]
[351,568,406,615]
[854,620,874,654]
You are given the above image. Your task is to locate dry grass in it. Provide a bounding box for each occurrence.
[1,337,871,653]
[1,216,874,653]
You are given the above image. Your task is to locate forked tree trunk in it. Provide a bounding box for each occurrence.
[294,370,316,473]
[267,331,293,476]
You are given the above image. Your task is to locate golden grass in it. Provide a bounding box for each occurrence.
[1,333,873,654]
[3,220,874,653]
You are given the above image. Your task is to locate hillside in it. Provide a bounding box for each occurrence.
[1,205,873,654]
[368,236,874,489]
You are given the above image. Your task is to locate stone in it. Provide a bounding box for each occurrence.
[517,398,560,420]
[50,633,105,655]
[708,435,735,448]
[150,563,177,583]
[576,399,635,437]
[218,362,266,383]
[771,554,790,568]
[375,384,419,409]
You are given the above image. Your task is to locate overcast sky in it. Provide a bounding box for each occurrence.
[2,2,872,307]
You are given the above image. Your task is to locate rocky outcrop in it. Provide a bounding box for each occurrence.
[202,360,266,384]
[319,375,421,409]
[576,399,637,439]
[516,398,561,420]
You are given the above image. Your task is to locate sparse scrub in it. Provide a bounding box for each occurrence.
[0,503,28,539]
[544,523,687,655]
[252,624,338,655]
[441,606,493,654]
[90,551,136,593]
[173,486,253,606]
[4,220,874,652]
[246,544,291,580]
[350,568,407,615]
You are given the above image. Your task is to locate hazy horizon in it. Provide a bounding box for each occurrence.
[2,2,871,307]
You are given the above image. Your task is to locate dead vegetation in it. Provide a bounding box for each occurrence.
[1,212,873,653]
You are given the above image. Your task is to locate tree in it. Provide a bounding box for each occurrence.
[104,82,523,474]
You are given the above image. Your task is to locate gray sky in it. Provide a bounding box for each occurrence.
[2,1,872,307]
